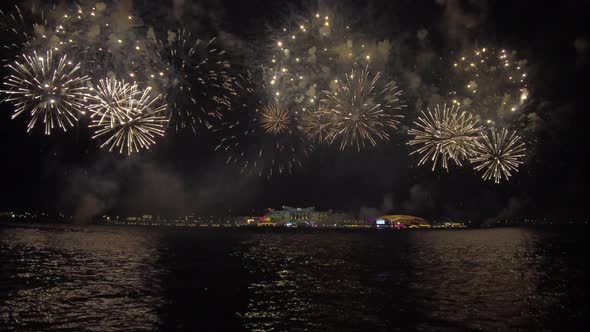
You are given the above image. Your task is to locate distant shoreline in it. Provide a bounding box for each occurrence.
[2,221,588,232]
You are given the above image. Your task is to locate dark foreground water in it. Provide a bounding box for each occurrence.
[0,226,588,331]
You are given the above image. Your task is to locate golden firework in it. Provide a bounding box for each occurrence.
[259,101,291,135]
[451,47,529,125]
[300,104,335,144]
[408,104,482,171]
[323,66,404,151]
[470,128,526,183]
[88,78,168,155]
[2,50,90,135]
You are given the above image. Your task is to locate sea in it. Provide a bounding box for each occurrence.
[0,225,588,331]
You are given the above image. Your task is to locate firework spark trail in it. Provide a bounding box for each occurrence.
[2,50,90,135]
[265,11,386,119]
[0,5,31,57]
[14,1,168,87]
[299,104,334,144]
[13,2,236,134]
[451,47,529,126]
[0,3,55,62]
[470,127,526,183]
[151,30,236,132]
[323,66,404,151]
[408,104,482,171]
[89,78,168,155]
[42,6,237,132]
[214,71,310,179]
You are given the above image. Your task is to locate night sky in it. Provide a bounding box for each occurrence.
[0,0,588,222]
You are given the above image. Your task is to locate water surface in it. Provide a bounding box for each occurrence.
[1,226,587,330]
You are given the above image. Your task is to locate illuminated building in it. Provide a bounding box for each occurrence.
[373,215,431,229]
[310,211,331,225]
[432,221,467,228]
[282,206,315,223]
[266,206,315,225]
[257,216,277,227]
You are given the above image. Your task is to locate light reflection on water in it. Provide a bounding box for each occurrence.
[236,230,587,331]
[0,227,164,330]
[0,226,587,330]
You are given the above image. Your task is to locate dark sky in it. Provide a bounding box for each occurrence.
[0,0,588,222]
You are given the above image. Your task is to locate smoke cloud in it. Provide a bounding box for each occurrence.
[358,193,395,219]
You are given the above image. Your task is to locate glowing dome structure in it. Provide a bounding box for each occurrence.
[373,215,431,229]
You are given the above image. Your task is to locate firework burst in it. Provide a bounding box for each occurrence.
[150,29,236,132]
[20,2,163,85]
[259,102,291,135]
[470,128,526,183]
[408,104,482,171]
[323,66,404,151]
[266,11,389,112]
[214,71,311,179]
[88,78,168,155]
[299,104,334,144]
[451,47,529,126]
[2,50,90,135]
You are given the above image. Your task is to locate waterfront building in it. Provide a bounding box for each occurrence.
[432,221,467,228]
[282,206,315,223]
[266,206,315,225]
[373,215,431,228]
